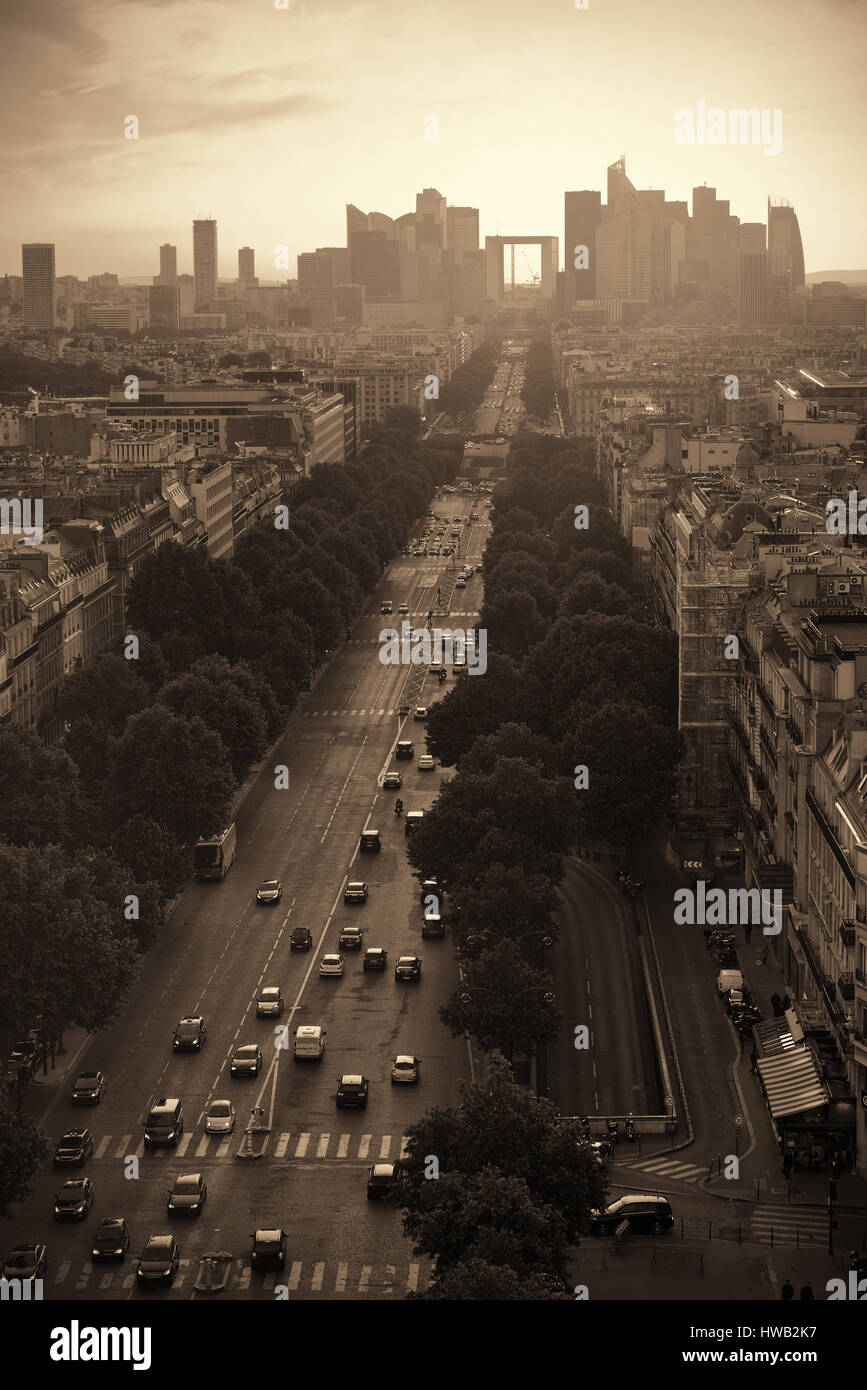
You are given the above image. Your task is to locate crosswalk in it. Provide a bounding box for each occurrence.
[90,1131,410,1163]
[617,1155,711,1186]
[749,1203,828,1247]
[51,1258,428,1297]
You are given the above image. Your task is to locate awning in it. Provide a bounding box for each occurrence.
[753,1012,804,1057]
[755,862,795,902]
[755,1047,827,1118]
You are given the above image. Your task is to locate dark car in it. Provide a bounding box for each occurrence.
[363,947,388,972]
[256,879,282,905]
[395,740,414,760]
[359,830,381,852]
[91,1218,130,1261]
[250,1229,286,1269]
[54,1129,93,1167]
[54,1178,94,1221]
[344,880,369,904]
[395,955,422,981]
[173,1016,207,1051]
[419,878,440,905]
[136,1235,180,1286]
[383,771,402,790]
[336,1074,369,1108]
[4,1243,47,1281]
[421,913,444,939]
[338,924,365,950]
[230,1044,262,1077]
[589,1194,674,1237]
[290,926,313,952]
[7,1039,40,1080]
[404,811,424,836]
[256,987,284,1018]
[71,1070,105,1104]
[367,1162,402,1200]
[167,1173,207,1216]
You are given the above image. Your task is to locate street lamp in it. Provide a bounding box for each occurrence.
[455,982,556,1066]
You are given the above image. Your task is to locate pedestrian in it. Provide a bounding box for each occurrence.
[799,1280,814,1302]
[760,945,768,965]
[745,922,753,944]
[782,1152,793,1180]
[781,1279,794,1301]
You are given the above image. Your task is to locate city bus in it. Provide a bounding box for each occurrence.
[193,824,237,881]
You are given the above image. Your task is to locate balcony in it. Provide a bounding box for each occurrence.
[841,921,856,948]
[838,974,855,1001]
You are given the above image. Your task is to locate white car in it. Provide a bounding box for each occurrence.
[204,1099,236,1135]
[414,706,428,720]
[418,755,435,771]
[319,954,345,977]
[391,1055,420,1084]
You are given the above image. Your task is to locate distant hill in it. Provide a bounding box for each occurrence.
[805,270,867,285]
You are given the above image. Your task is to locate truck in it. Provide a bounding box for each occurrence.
[193,824,237,881]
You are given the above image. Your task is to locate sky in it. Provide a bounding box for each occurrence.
[1,0,864,280]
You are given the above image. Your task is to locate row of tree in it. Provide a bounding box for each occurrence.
[438,342,499,417]
[520,339,556,421]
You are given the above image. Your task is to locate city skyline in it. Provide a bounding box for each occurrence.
[1,0,865,278]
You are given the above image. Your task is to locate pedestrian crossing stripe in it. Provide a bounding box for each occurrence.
[750,1203,828,1244]
[49,1259,428,1294]
[621,1159,709,1184]
[98,1132,410,1162]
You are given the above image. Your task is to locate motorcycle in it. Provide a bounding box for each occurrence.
[394,801,403,817]
[624,1117,635,1142]
[438,670,447,684]
[606,1119,620,1146]
[624,876,644,898]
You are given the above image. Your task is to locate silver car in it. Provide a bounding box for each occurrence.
[204,1099,236,1135]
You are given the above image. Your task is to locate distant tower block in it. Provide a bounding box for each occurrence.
[484,236,559,303]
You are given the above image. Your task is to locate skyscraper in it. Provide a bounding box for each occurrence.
[767,199,805,287]
[564,190,602,298]
[193,219,218,309]
[737,223,767,328]
[446,207,479,266]
[238,247,256,287]
[158,243,177,285]
[148,284,181,329]
[22,242,56,329]
[595,159,652,302]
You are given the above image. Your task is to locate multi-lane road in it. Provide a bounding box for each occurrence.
[7,485,492,1302]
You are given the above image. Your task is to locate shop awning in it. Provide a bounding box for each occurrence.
[755,862,795,902]
[755,1047,827,1118]
[752,1011,805,1057]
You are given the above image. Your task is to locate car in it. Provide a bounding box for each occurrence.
[338,924,364,950]
[7,1039,39,1080]
[230,1044,262,1077]
[429,659,442,673]
[398,603,409,615]
[4,1243,47,1281]
[404,810,424,836]
[344,880,369,903]
[54,1129,93,1167]
[256,986,284,1017]
[336,1074,369,1108]
[54,1178,94,1221]
[418,755,435,771]
[475,563,483,573]
[421,913,444,938]
[290,926,312,952]
[383,771,402,790]
[717,969,744,996]
[395,955,422,981]
[380,601,393,614]
[173,1016,207,1051]
[397,704,411,718]
[359,829,381,852]
[363,947,388,971]
[91,1218,129,1261]
[136,1235,180,1285]
[395,739,414,759]
[256,879,282,905]
[319,954,345,977]
[167,1173,207,1216]
[419,877,440,905]
[414,706,427,720]
[367,1162,401,1199]
[204,1099,236,1134]
[71,1070,105,1104]
[391,1055,420,1084]
[429,545,440,555]
[589,1194,674,1237]
[250,1229,286,1269]
[455,578,466,588]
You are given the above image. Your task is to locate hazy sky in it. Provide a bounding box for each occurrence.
[2,0,864,279]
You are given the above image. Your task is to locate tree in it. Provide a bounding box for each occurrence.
[0,727,85,850]
[439,941,559,1059]
[157,657,269,778]
[558,573,632,618]
[402,1166,570,1282]
[415,1257,570,1300]
[448,868,559,960]
[479,587,543,659]
[0,1110,49,1220]
[108,707,236,843]
[0,844,139,1035]
[566,698,681,844]
[460,722,561,779]
[109,815,191,900]
[399,1055,604,1243]
[425,654,528,766]
[58,652,150,732]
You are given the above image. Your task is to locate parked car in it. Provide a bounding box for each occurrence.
[91,1218,129,1262]
[256,879,282,905]
[7,1039,40,1080]
[290,926,312,952]
[71,1070,105,1104]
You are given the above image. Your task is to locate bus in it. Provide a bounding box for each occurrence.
[193,824,237,881]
